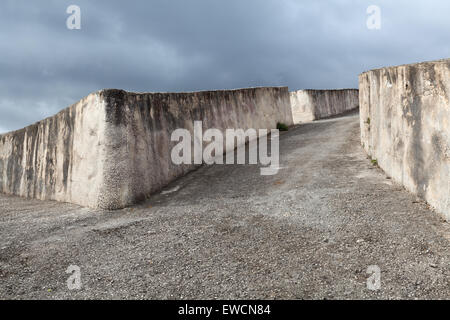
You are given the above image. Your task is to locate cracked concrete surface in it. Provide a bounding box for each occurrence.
[0,112,448,299]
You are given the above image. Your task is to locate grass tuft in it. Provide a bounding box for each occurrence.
[276,122,289,131]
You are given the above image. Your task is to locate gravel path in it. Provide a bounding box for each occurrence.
[0,112,448,299]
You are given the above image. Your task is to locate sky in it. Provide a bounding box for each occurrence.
[0,0,449,133]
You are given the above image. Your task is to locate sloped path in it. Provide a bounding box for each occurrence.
[0,112,448,299]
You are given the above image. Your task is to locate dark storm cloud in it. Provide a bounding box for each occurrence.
[0,0,449,132]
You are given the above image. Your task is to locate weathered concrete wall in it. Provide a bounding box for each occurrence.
[0,93,107,208]
[0,87,292,209]
[100,87,292,209]
[359,59,450,221]
[290,89,359,123]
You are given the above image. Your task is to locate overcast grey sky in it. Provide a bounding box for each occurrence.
[0,0,449,133]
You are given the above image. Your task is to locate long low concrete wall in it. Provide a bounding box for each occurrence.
[0,87,292,209]
[289,89,359,123]
[359,59,450,221]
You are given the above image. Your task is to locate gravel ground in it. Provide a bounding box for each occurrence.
[0,112,448,299]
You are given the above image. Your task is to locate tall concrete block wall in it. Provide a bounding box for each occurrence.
[359,59,450,221]
[289,89,359,123]
[0,93,107,208]
[0,87,292,209]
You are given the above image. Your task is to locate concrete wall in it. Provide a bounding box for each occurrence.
[290,89,359,123]
[0,87,292,209]
[359,59,450,221]
[0,93,107,208]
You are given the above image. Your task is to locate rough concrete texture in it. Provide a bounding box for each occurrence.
[290,89,359,123]
[0,87,292,210]
[0,113,448,299]
[359,59,450,221]
[102,87,293,210]
[0,93,107,209]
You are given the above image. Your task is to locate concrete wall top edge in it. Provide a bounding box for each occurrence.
[99,86,289,96]
[359,58,450,76]
[0,91,103,137]
[0,87,288,137]
[290,89,358,93]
